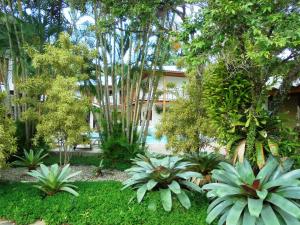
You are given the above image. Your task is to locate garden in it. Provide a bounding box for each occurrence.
[0,1,300,225]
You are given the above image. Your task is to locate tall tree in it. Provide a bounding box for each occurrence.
[180,0,300,167]
[70,0,187,150]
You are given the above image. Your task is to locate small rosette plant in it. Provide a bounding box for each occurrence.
[13,149,48,170]
[28,164,81,196]
[123,154,203,211]
[203,157,300,225]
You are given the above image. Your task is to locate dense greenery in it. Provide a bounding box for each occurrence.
[43,154,131,171]
[0,93,16,168]
[203,157,300,225]
[35,76,89,165]
[0,181,209,225]
[156,73,215,152]
[180,0,300,167]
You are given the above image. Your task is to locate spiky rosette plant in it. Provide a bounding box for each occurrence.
[28,164,81,196]
[203,157,300,225]
[13,149,48,170]
[123,154,203,211]
[184,151,224,185]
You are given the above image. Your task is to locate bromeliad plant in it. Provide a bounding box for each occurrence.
[184,151,224,185]
[123,154,203,211]
[13,149,48,170]
[203,157,300,225]
[27,164,81,196]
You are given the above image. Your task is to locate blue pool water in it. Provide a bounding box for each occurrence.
[146,135,167,144]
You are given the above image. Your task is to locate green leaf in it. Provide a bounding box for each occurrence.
[277,187,300,199]
[176,171,202,179]
[60,187,79,197]
[168,180,181,194]
[181,181,202,193]
[226,199,247,225]
[258,130,267,138]
[276,207,300,225]
[176,190,191,209]
[242,209,256,225]
[147,179,158,190]
[256,190,268,200]
[160,188,172,212]
[268,139,279,156]
[267,193,300,218]
[261,205,280,225]
[137,184,147,203]
[255,141,265,169]
[257,157,278,183]
[248,198,263,217]
[206,199,233,224]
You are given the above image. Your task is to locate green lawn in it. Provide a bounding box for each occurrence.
[0,181,209,225]
[43,154,132,171]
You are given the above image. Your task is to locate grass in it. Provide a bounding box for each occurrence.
[43,154,131,171]
[0,181,209,225]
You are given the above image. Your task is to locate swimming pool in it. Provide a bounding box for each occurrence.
[146,135,167,144]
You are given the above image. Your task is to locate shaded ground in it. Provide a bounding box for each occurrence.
[0,166,129,182]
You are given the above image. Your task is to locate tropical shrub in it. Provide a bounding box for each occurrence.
[203,157,300,225]
[27,164,81,196]
[156,73,215,153]
[13,149,48,170]
[123,154,203,211]
[0,93,17,168]
[184,151,224,185]
[101,121,143,162]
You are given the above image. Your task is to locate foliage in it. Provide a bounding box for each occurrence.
[203,157,300,225]
[202,59,299,168]
[35,76,89,165]
[156,74,215,153]
[184,151,224,184]
[30,33,94,80]
[16,75,51,123]
[101,121,143,162]
[43,155,131,171]
[27,164,81,197]
[0,181,208,225]
[0,93,16,168]
[123,154,203,211]
[13,149,48,170]
[180,0,300,167]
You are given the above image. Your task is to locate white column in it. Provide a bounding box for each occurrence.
[89,111,94,129]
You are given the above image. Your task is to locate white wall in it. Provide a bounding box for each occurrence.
[142,75,187,128]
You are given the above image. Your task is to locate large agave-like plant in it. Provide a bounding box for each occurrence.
[123,154,203,211]
[27,164,81,196]
[13,149,48,170]
[203,157,300,225]
[184,151,224,184]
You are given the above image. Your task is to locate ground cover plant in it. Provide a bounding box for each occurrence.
[0,181,208,225]
[43,154,131,171]
[123,154,202,211]
[203,157,300,225]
